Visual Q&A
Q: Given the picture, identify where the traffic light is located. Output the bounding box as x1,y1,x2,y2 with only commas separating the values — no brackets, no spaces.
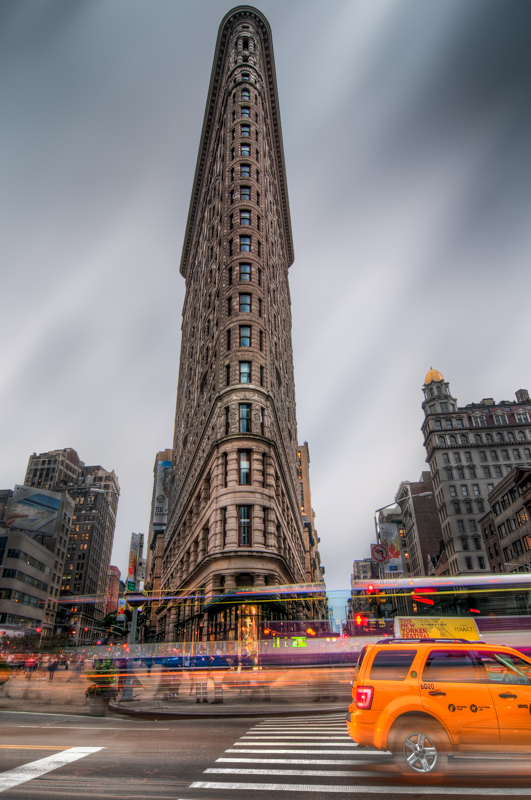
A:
35,627,42,634
306,627,316,636
355,613,368,627
84,627,89,632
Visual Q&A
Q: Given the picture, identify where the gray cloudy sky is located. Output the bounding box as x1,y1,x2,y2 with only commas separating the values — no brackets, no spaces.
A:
2,0,531,619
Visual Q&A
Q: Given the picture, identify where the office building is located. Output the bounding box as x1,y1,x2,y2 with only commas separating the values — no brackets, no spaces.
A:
144,449,172,641
422,369,531,576
159,7,315,646
105,566,121,615
480,467,531,574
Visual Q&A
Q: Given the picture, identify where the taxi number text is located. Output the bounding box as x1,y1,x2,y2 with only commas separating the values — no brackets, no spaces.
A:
421,683,434,690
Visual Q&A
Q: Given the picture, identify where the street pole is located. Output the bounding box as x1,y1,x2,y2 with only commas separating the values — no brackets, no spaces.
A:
122,587,137,702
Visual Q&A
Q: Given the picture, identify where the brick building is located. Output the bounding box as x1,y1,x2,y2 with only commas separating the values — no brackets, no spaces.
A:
421,369,531,576
394,472,443,577
105,566,121,615
159,7,323,647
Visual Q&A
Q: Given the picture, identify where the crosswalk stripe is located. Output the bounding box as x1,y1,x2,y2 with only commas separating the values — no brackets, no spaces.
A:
225,749,389,755
216,757,390,765
189,782,531,795
0,747,103,793
205,767,384,777
235,742,357,747
240,736,352,740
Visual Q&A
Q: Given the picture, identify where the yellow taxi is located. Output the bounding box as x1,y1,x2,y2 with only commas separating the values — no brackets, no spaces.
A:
346,638,531,778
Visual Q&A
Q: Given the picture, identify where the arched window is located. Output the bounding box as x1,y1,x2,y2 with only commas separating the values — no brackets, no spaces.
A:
496,432,504,443
518,431,526,442
507,432,515,442
485,433,493,443
445,468,453,480
460,435,468,445
438,436,446,446
436,386,441,395
449,435,457,445
474,434,482,444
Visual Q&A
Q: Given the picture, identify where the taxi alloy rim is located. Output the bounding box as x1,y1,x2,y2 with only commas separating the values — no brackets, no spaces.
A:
403,732,438,773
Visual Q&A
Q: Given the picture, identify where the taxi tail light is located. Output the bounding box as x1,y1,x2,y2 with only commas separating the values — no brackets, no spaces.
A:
356,686,374,710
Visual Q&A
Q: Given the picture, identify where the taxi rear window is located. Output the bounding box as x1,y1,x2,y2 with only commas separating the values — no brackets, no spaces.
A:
422,650,479,683
369,649,417,681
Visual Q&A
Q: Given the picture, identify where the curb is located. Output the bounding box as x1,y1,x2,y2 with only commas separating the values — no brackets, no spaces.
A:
109,703,346,720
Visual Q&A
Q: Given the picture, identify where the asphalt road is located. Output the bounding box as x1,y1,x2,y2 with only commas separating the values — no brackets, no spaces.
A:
2,710,531,799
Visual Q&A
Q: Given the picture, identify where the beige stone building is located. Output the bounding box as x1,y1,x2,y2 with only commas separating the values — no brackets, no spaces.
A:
158,7,322,646
421,369,531,576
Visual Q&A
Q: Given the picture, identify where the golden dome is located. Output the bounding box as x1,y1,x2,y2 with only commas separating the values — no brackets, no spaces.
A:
425,367,444,385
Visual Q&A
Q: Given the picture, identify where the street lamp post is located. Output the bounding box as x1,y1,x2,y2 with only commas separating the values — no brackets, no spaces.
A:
373,492,433,579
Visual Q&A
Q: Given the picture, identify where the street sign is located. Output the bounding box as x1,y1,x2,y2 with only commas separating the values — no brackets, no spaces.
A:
371,543,389,563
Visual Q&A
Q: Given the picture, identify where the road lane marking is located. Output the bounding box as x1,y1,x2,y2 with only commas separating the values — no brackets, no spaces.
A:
0,745,72,751
225,748,390,755
0,746,103,793
16,726,168,730
216,758,390,765
189,782,531,794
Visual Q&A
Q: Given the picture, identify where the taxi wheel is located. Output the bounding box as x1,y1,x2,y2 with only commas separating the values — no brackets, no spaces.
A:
390,716,449,780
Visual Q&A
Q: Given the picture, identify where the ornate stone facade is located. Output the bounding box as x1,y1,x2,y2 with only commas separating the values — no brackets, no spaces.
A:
159,7,312,643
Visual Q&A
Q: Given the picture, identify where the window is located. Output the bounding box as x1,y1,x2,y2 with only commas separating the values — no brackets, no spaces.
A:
473,416,486,427
494,466,502,477
443,453,450,464
494,414,507,426
445,468,453,480
460,485,468,496
257,240,261,256
240,263,251,281
472,484,480,496
460,435,468,444
230,167,235,181
457,467,464,479
461,537,469,550
259,330,263,351
483,466,491,478
449,436,457,446
239,506,251,545
478,651,531,685
240,235,251,252
239,361,251,383
438,436,446,446
239,451,251,485
228,266,233,286
513,449,521,459
231,147,235,160
465,556,473,570
241,186,251,201
369,650,417,681
226,328,231,350
453,452,461,463
239,403,251,432
241,163,251,177
226,364,231,386
229,238,233,256
240,209,251,226
486,433,493,444
221,507,227,546
453,501,461,514
479,451,487,462
456,418,464,429
457,520,465,532
241,106,250,117
449,485,457,497
240,326,251,347
490,450,499,461
241,88,250,100
476,499,484,512
435,420,442,430
227,296,232,316
507,431,515,442
260,365,264,386
239,294,251,313
468,467,476,478
496,432,504,443
242,73,249,80
241,143,250,156
258,298,262,317
445,419,453,429
241,124,250,137
422,650,478,683
260,406,264,434
225,406,230,435
474,434,482,444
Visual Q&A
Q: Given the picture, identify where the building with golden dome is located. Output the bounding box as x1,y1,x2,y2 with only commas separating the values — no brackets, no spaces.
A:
421,371,531,576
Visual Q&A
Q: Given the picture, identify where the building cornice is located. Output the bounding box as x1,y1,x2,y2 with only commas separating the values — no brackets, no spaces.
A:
179,5,294,278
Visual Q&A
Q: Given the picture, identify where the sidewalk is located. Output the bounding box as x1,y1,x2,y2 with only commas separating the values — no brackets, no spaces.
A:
0,665,351,718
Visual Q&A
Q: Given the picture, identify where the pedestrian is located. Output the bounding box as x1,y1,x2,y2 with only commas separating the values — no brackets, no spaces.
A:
194,649,209,703
47,657,58,681
24,656,37,680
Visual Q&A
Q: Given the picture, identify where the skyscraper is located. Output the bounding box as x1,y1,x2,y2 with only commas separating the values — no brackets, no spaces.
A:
159,7,319,645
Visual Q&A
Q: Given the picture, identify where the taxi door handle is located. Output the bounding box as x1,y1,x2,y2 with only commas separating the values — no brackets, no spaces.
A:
428,690,446,696
498,692,517,699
